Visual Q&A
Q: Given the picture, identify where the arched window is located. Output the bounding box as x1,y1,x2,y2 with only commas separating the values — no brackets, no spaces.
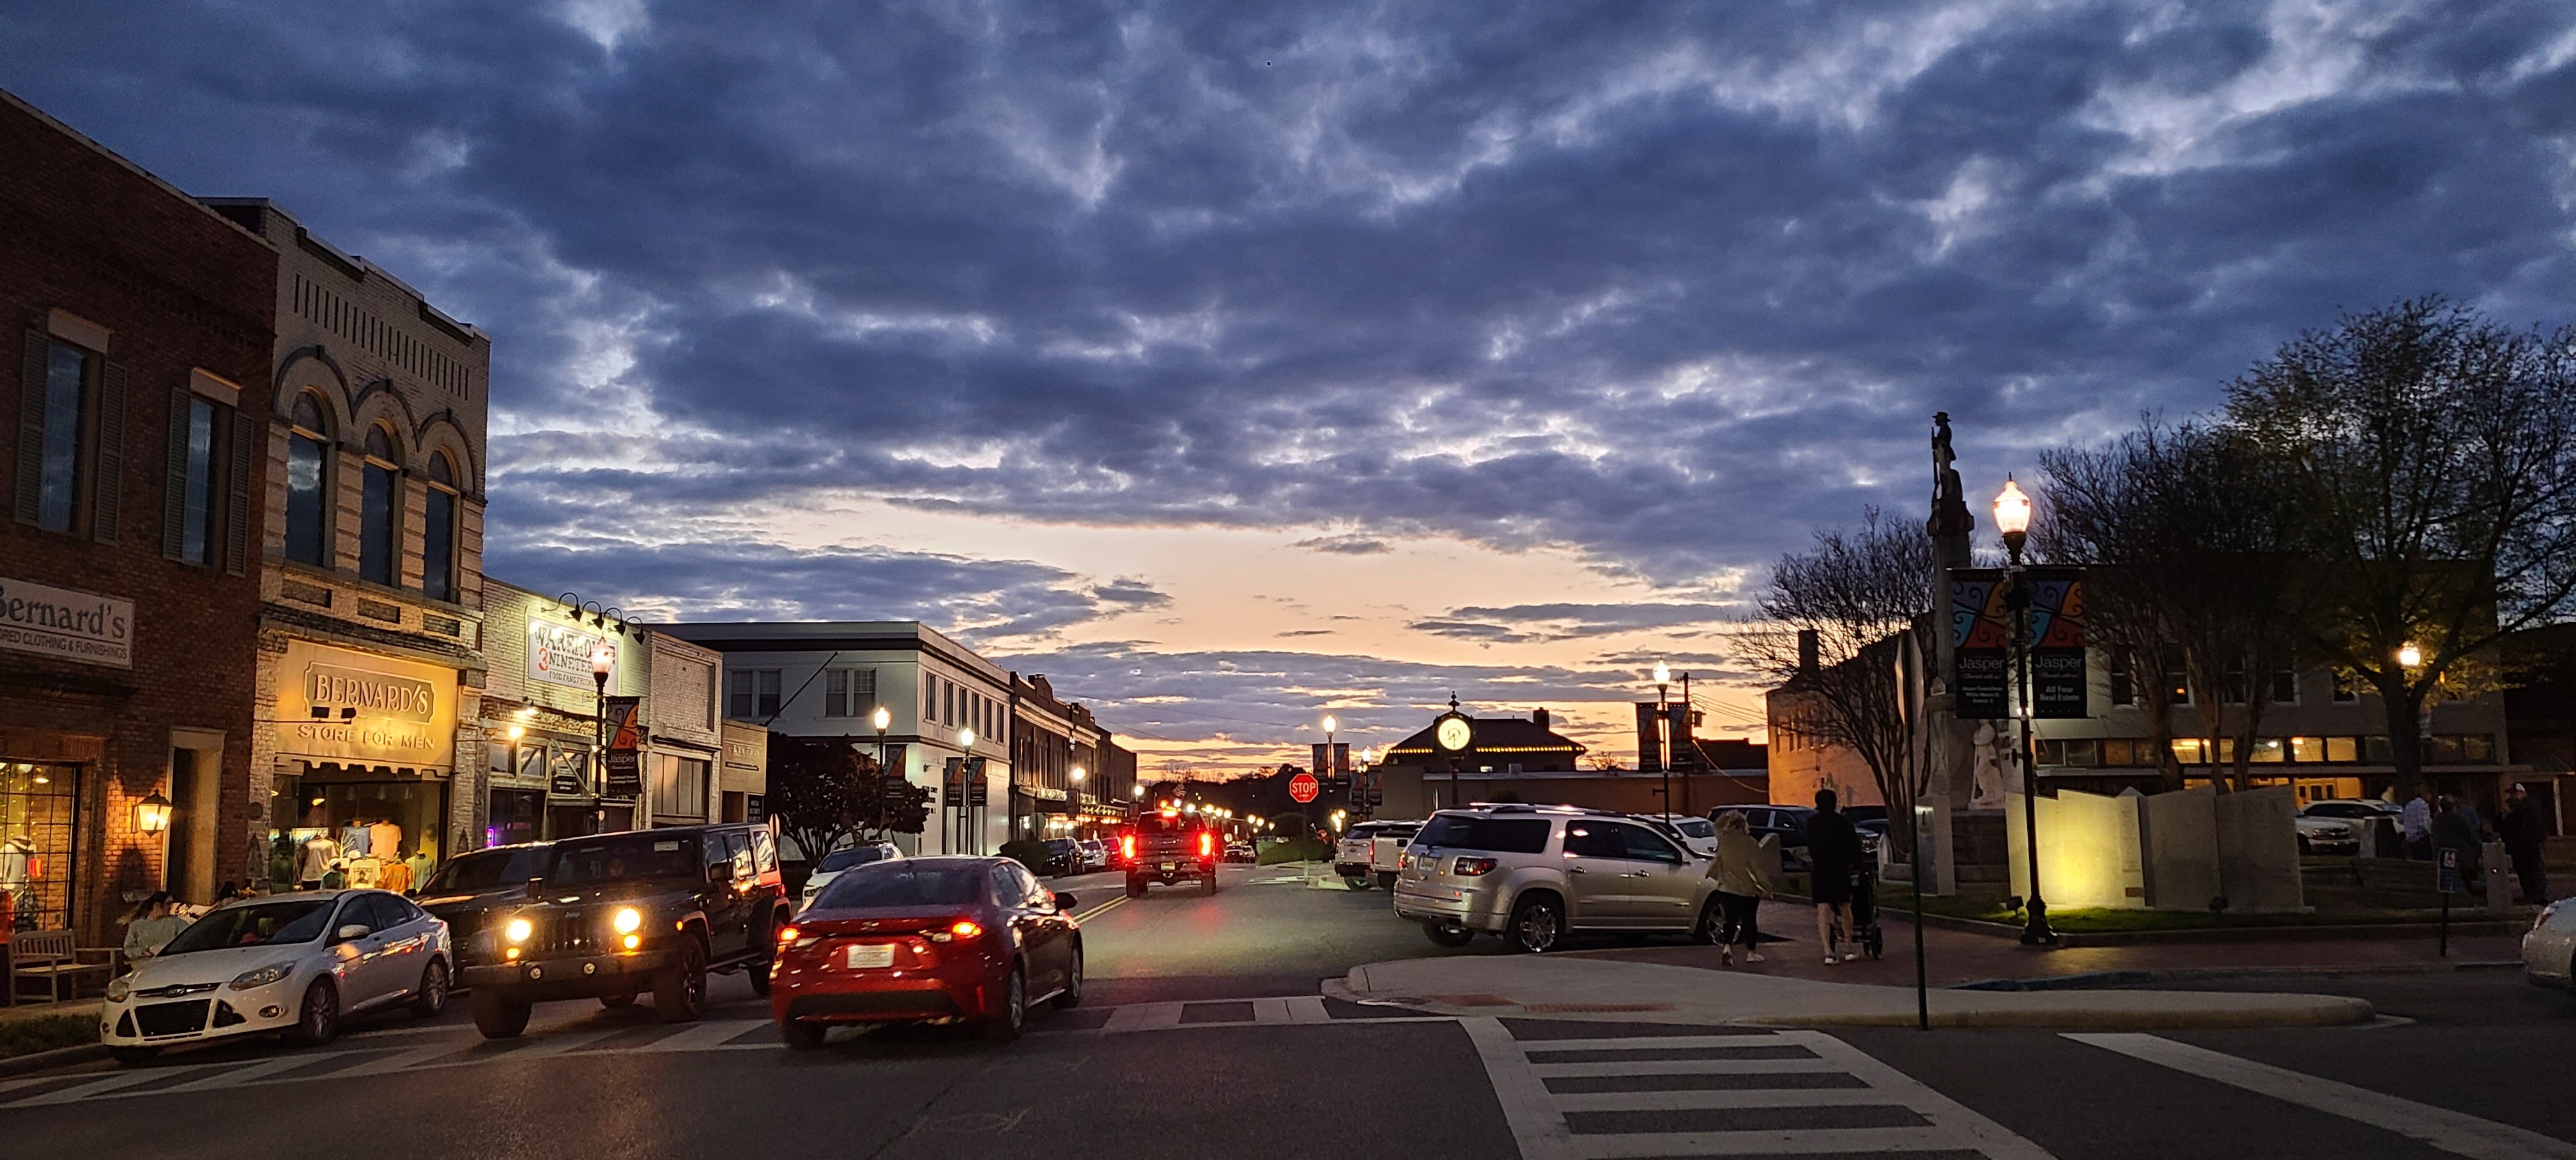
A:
359,424,399,586
422,450,459,602
284,393,332,567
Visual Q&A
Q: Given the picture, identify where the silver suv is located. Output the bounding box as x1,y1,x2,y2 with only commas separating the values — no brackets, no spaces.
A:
1392,804,1719,952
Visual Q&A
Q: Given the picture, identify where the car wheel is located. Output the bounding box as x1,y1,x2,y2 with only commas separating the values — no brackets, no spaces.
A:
599,993,637,1009
284,979,339,1046
1377,871,1398,891
747,913,781,998
2298,836,2313,855
1053,945,1085,1010
1126,876,1146,899
981,964,1026,1043
1203,869,1219,896
408,958,450,1018
655,939,709,1023
1344,875,1370,890
779,1019,827,1051
471,989,533,1039
1424,921,1476,948
1692,899,1724,945
1508,895,1563,954
108,1046,162,1066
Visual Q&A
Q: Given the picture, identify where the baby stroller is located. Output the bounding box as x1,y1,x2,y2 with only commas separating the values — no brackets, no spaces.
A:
1834,862,1885,961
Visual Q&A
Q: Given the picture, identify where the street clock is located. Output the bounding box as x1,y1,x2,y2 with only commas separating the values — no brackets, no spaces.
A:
1434,714,1473,753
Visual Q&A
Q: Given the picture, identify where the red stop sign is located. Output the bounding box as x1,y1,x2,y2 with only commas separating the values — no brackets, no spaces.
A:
1288,772,1320,803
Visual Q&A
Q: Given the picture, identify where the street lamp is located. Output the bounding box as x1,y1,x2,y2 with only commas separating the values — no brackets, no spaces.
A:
872,704,893,838
135,791,172,836
1993,476,2053,945
1652,661,1672,818
590,641,615,834
2397,644,2423,669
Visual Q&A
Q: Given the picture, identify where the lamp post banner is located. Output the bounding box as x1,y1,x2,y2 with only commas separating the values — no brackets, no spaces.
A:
1948,569,2009,719
602,696,644,798
2025,567,2089,719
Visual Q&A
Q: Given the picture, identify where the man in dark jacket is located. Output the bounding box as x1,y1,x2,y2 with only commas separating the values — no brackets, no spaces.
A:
1807,788,1866,965
2499,782,2550,903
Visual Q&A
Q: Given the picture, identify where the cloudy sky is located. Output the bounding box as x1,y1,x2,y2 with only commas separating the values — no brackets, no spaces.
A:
10,1,2574,770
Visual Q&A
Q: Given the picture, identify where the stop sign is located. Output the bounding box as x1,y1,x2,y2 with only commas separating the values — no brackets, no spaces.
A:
1288,772,1320,803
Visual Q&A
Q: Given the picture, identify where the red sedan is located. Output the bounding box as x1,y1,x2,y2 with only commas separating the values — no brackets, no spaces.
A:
770,855,1083,1046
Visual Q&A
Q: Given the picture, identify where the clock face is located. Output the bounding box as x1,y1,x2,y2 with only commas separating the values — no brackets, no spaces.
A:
1435,716,1473,752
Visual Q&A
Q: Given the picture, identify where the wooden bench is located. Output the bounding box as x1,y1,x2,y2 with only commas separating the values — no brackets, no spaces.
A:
6,929,114,1005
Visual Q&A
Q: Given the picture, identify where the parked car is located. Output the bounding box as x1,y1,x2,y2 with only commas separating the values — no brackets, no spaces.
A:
1366,821,1419,889
1335,821,1406,887
100,890,452,1064
2297,800,2399,855
1038,837,1083,877
2526,899,2575,993
466,824,790,1038
801,841,903,910
1636,813,1719,858
1394,804,1720,952
1077,839,1110,872
417,843,554,973
1223,841,1256,863
770,855,1083,1046
1710,805,1814,869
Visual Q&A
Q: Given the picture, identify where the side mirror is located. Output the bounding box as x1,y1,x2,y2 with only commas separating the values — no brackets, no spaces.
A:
1053,892,1078,912
524,877,545,901
335,924,372,942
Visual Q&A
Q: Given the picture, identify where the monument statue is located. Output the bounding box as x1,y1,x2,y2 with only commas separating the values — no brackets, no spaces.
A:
1968,720,2005,809
1928,412,1975,538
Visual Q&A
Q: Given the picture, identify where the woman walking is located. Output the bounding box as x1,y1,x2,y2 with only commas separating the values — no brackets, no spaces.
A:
1706,812,1773,966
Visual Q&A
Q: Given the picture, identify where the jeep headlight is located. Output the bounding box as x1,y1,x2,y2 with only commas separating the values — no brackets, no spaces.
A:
107,977,130,1003
613,907,643,935
505,917,533,943
228,963,293,991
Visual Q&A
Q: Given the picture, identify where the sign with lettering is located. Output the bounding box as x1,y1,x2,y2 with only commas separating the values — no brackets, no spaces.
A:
602,696,644,799
1948,570,2009,719
2026,567,2089,720
274,641,456,768
526,619,617,690
0,576,133,669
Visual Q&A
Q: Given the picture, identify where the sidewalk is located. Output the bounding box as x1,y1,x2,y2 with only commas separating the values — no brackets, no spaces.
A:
1328,954,2374,1030
1574,900,2524,988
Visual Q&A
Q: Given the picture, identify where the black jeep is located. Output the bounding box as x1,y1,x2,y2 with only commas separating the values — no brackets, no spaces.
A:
462,824,790,1038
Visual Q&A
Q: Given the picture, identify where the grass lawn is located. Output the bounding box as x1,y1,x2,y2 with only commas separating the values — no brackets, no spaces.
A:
1878,881,2531,933
1255,838,1333,866
0,1012,96,1060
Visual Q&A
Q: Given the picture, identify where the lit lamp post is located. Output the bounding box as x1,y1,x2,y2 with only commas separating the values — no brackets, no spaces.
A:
958,727,976,854
590,641,615,834
1070,764,1085,838
1993,477,2054,945
136,791,173,887
873,704,893,839
1652,661,1672,816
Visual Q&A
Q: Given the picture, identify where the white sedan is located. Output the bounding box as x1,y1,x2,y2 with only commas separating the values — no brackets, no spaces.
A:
100,890,450,1064
2528,899,2575,993
799,842,903,910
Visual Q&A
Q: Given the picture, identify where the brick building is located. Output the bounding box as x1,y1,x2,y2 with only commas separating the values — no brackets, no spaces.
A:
2,89,279,938
192,198,491,892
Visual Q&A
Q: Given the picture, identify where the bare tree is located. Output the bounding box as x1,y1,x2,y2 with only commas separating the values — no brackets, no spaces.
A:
1740,508,1933,848
2227,298,2576,796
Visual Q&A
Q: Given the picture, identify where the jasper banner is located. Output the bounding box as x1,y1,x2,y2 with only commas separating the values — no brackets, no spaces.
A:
2025,567,2089,719
1948,570,2009,719
602,696,645,798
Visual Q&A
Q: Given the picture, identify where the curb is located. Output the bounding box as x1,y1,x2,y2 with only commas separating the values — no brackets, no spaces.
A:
0,1042,109,1078
1872,905,2531,947
1952,961,2526,991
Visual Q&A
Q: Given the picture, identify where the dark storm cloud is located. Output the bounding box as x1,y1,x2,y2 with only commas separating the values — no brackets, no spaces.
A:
8,1,2574,738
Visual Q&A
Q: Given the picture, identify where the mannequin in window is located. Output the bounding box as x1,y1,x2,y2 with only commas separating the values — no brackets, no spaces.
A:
298,833,341,890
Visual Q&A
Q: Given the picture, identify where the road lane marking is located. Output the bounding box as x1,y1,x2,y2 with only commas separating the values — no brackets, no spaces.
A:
1464,1016,1582,1160
634,1019,770,1052
1528,1057,1847,1079
158,1054,336,1091
1071,895,1128,924
2067,1032,2576,1160
4,1065,214,1106
328,1042,467,1078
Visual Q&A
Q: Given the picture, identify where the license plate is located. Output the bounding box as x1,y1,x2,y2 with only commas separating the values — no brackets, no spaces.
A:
845,943,894,969
1160,862,1175,871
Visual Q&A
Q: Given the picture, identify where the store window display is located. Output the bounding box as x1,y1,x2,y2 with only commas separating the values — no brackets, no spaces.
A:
1,762,79,932
264,768,447,893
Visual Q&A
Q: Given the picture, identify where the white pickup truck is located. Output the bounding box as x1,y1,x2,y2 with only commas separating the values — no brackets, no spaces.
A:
1335,820,1420,890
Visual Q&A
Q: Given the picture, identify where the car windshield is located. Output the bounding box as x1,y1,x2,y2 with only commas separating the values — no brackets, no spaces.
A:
1414,814,1552,855
425,848,551,893
160,900,335,954
548,834,700,884
1671,818,1716,839
813,864,990,909
815,846,892,873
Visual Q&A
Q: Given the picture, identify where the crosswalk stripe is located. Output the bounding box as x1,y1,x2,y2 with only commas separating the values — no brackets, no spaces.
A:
1511,1033,1788,1053
329,1042,469,1078
634,1020,768,1052
158,1054,335,1092
1570,1125,1966,1157
2067,1032,2576,1160
1552,1087,1905,1113
1530,1057,1847,1078
1774,1031,2058,1160
5,1065,212,1107
1280,995,1331,1024
502,1028,625,1058
1101,1001,1185,1032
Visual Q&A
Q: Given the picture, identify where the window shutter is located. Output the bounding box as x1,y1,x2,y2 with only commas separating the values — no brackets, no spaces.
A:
225,409,256,575
162,387,192,560
90,360,126,544
15,330,47,526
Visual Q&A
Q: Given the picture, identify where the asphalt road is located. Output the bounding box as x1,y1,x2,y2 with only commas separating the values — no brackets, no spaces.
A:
7,861,2575,1160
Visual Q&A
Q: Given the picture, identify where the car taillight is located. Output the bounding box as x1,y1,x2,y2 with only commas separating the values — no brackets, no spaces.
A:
1199,832,1215,858
926,919,985,943
1453,857,1497,877
777,925,799,945
1121,835,1136,860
